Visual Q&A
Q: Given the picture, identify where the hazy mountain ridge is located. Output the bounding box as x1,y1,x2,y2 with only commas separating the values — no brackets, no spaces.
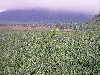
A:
0,9,93,22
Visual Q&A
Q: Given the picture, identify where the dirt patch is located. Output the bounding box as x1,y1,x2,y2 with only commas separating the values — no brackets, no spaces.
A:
0,26,76,31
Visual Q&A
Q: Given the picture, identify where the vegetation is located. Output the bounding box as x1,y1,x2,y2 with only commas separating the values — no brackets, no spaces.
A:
88,12,100,26
0,28,100,75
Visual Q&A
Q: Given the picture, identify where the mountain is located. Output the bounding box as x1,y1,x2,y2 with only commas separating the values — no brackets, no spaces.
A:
88,13,100,25
0,9,94,22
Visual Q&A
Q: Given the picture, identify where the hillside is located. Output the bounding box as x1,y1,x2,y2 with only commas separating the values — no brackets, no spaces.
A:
88,13,100,25
0,9,93,22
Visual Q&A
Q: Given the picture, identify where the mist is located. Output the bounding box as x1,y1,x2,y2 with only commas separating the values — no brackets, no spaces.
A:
0,0,100,14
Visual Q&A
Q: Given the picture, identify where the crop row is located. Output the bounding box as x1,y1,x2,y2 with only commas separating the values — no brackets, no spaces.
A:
0,29,100,75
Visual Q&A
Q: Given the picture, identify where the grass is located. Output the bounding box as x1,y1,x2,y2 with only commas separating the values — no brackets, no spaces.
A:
0,29,100,75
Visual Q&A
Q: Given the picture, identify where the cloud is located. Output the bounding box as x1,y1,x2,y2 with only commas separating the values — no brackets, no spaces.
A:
0,0,100,14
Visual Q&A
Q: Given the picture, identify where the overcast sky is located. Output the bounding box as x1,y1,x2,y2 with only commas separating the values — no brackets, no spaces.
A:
0,0,100,14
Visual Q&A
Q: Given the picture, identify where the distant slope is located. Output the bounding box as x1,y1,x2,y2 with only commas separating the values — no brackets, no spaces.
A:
0,9,93,22
88,13,100,25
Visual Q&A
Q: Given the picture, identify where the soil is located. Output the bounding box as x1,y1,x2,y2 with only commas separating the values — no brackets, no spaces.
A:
0,26,76,31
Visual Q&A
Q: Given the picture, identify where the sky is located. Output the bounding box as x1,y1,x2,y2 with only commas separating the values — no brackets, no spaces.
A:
0,0,100,14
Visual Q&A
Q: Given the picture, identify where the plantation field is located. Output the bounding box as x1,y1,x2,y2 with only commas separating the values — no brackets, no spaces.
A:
0,29,100,75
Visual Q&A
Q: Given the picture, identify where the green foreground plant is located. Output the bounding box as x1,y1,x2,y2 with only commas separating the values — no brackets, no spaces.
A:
0,29,100,75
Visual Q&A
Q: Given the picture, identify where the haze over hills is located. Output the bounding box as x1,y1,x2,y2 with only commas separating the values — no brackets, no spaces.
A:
0,9,94,22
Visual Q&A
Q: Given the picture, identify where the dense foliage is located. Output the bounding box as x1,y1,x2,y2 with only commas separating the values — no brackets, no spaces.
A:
0,29,100,75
